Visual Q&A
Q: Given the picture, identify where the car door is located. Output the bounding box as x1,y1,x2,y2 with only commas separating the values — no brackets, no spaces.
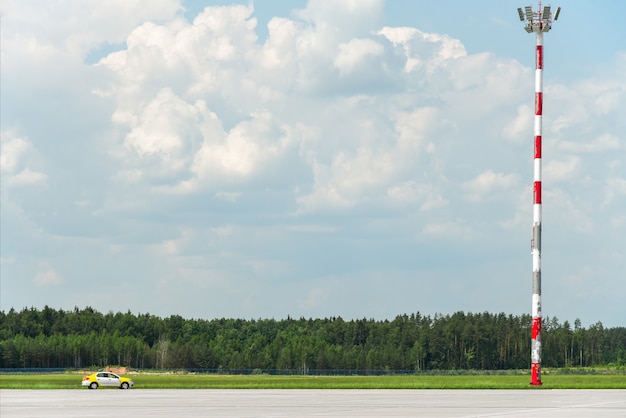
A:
98,372,118,386
96,372,111,386
109,373,121,387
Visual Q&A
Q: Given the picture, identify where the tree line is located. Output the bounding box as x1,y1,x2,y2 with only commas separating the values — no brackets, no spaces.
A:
0,306,624,371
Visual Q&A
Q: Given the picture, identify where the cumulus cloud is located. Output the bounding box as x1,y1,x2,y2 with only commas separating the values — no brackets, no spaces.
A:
334,38,384,76
98,1,487,208
378,26,466,73
2,0,181,56
0,134,30,173
0,132,47,188
91,0,620,227
124,89,207,159
191,111,292,183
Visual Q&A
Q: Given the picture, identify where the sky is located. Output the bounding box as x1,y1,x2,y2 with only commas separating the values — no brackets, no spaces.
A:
1,0,625,327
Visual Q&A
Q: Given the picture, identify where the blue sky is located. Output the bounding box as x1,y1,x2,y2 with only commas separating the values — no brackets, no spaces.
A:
1,0,625,327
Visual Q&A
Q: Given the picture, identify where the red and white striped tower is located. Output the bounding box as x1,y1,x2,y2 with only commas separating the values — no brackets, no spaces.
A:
517,3,560,386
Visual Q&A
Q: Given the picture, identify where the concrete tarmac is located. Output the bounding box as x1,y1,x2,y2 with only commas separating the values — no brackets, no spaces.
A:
2,389,625,417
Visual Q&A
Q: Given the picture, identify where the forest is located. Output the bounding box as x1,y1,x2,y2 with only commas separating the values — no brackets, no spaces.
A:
0,306,624,372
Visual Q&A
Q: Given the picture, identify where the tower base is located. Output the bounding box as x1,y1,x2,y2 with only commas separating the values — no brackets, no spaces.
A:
530,362,542,386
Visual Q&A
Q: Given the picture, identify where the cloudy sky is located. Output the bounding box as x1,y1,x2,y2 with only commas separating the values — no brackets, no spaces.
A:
1,0,625,327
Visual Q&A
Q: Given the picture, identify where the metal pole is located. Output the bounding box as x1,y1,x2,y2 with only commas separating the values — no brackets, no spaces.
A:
517,3,560,386
531,27,543,387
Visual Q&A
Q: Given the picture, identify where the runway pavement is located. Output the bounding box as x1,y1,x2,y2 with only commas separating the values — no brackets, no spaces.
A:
2,389,625,417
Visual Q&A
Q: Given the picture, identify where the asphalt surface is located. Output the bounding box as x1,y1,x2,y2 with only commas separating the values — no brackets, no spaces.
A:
2,389,625,417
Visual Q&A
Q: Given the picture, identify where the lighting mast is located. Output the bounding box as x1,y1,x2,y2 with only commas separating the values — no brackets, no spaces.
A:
517,3,561,387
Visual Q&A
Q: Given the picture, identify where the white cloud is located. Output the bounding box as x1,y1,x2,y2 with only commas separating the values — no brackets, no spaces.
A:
35,268,63,286
462,170,519,202
124,89,206,158
544,157,581,183
6,168,48,187
502,104,532,143
334,38,384,76
378,26,466,73
0,132,47,187
98,4,258,98
161,240,179,255
1,134,31,173
3,0,181,57
393,106,441,151
192,111,292,183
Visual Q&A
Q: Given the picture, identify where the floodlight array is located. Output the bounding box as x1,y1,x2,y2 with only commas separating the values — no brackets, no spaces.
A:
520,4,556,34
525,6,533,19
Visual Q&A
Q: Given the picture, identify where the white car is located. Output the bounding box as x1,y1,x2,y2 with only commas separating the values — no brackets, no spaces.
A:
82,372,134,389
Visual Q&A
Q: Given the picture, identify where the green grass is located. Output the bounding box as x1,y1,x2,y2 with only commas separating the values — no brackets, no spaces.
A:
1,372,625,389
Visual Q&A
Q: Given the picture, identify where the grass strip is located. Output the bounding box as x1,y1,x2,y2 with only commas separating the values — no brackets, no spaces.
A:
1,373,625,389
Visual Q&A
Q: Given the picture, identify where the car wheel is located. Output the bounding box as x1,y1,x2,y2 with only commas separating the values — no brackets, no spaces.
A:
121,382,129,389
89,382,98,389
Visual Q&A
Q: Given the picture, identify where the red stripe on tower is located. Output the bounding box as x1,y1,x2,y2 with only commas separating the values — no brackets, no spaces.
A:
536,45,543,69
535,92,543,115
534,181,542,204
534,136,542,158
531,317,542,339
